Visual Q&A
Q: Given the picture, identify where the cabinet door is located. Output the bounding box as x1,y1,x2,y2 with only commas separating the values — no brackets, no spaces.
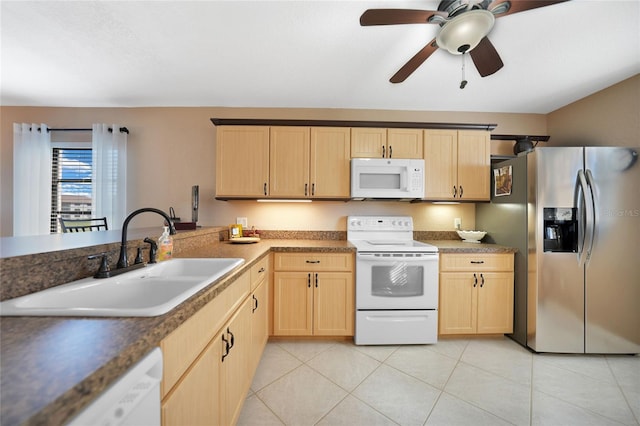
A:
439,273,477,335
457,130,490,200
216,126,270,197
387,128,423,159
273,272,313,335
424,129,458,200
250,279,269,373
162,335,220,426
310,127,351,198
351,128,386,158
220,297,252,426
270,126,311,197
313,272,354,336
476,272,514,334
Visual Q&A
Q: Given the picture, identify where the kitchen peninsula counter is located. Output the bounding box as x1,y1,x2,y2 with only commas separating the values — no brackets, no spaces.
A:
0,238,354,426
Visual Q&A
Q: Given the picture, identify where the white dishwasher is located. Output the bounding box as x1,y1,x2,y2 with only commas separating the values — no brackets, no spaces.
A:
67,348,162,426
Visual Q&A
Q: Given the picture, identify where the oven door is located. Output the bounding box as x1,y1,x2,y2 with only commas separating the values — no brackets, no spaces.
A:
356,252,438,309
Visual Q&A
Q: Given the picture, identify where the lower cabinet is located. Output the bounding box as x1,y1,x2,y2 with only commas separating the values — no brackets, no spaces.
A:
439,253,514,335
160,254,270,426
273,253,354,336
219,297,252,426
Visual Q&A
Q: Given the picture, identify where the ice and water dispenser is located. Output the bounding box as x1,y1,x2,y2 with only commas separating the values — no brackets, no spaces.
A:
543,208,578,252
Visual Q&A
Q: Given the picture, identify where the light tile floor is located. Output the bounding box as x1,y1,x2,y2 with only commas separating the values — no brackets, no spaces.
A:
238,337,640,426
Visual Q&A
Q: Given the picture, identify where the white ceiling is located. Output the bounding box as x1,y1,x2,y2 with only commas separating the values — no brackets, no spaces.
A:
1,0,639,113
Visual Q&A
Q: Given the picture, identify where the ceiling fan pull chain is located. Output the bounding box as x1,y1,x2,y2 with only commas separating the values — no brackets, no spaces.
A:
460,53,468,89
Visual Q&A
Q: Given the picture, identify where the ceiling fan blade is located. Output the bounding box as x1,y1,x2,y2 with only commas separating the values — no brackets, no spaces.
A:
390,39,439,83
488,0,569,17
360,9,447,26
469,37,504,77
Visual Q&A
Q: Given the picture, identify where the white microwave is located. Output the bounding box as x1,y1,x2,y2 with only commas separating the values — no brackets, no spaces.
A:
351,158,425,199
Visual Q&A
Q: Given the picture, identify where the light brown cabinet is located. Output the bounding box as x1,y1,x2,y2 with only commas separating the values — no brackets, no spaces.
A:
249,256,269,374
270,126,351,198
219,297,252,426
216,126,270,198
423,130,491,201
351,127,423,159
161,255,270,426
273,253,354,336
439,253,514,335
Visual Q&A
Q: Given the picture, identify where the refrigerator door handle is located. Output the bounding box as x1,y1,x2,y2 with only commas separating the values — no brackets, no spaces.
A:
584,169,597,262
576,170,595,267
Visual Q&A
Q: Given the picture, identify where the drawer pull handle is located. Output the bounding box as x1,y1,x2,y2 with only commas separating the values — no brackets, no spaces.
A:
480,273,485,288
308,273,311,288
473,273,478,287
258,267,265,273
470,260,485,264
306,260,321,264
315,273,318,288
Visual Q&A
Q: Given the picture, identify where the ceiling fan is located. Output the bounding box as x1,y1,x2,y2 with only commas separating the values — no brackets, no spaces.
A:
360,0,569,83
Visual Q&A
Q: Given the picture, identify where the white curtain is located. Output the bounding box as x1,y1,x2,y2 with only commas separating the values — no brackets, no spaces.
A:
13,123,52,236
92,124,127,230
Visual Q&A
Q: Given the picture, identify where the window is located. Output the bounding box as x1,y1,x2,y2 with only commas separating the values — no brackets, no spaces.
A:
50,147,93,233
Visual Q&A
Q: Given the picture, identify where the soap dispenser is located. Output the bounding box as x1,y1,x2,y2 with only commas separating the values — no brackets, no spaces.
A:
157,226,173,261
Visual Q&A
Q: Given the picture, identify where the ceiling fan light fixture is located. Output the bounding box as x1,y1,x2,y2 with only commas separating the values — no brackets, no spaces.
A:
436,9,495,55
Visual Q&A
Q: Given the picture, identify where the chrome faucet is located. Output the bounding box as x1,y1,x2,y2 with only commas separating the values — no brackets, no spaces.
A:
117,208,176,269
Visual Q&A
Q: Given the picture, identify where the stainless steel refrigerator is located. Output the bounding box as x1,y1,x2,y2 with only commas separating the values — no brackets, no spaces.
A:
477,147,640,354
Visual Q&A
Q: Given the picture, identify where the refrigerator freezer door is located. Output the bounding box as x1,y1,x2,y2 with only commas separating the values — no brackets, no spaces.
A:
528,147,585,353
584,147,640,354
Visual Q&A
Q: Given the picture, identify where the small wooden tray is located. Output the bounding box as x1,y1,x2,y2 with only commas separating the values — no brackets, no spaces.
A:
229,237,260,244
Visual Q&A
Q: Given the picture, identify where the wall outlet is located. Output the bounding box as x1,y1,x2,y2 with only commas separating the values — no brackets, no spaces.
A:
454,218,462,230
236,217,248,228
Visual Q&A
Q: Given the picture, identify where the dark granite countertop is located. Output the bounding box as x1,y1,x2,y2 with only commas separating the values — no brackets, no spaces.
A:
0,237,513,425
0,239,354,426
426,240,518,253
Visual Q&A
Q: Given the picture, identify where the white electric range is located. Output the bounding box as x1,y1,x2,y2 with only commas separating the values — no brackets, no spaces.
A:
347,216,439,345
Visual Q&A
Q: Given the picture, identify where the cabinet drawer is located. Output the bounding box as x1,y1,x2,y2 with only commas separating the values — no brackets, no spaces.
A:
274,252,353,272
161,271,250,397
250,254,269,291
439,253,513,272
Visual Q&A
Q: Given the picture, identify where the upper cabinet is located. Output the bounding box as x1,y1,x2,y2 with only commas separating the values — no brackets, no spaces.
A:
269,127,311,198
215,122,492,201
217,125,351,200
423,129,490,201
351,128,423,159
216,126,270,198
310,127,352,198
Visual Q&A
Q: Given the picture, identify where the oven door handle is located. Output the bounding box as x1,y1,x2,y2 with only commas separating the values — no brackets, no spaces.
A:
356,253,438,261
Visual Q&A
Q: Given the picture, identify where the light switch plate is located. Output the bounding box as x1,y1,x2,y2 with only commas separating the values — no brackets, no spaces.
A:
236,217,248,228
454,218,461,229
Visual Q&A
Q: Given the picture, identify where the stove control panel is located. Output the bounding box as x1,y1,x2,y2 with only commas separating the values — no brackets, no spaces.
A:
348,216,414,232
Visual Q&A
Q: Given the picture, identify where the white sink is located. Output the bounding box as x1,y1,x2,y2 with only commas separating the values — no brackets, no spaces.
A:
0,258,244,317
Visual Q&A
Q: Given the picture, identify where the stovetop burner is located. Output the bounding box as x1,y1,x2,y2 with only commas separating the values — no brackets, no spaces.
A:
347,215,438,253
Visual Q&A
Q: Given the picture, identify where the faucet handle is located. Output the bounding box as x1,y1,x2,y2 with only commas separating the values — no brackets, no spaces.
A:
88,253,111,278
144,237,158,264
